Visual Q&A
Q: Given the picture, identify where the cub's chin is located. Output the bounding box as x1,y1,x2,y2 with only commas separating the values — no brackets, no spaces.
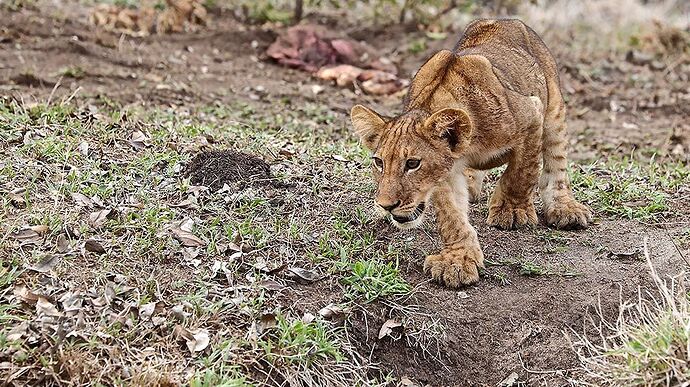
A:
391,213,425,230
389,202,427,230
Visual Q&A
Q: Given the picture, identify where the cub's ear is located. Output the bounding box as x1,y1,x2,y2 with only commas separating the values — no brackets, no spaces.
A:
350,105,385,150
424,108,473,157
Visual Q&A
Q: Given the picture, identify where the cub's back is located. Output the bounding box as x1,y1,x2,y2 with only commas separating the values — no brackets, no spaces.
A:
455,19,561,107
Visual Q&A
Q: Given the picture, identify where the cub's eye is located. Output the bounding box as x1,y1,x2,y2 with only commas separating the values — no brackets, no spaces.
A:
372,157,384,170
405,159,421,170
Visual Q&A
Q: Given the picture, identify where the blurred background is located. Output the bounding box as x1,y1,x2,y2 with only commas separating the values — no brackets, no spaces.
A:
2,0,688,161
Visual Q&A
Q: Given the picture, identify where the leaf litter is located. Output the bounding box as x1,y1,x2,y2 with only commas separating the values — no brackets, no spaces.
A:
90,0,207,36
25,255,60,273
267,24,408,95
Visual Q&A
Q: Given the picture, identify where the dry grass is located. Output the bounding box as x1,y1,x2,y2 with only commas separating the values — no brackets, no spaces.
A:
519,0,689,55
572,242,690,386
0,97,386,386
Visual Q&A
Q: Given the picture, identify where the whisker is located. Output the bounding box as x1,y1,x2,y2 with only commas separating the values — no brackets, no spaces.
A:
397,204,416,212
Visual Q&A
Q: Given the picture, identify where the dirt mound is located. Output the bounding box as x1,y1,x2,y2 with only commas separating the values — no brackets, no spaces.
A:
186,150,272,190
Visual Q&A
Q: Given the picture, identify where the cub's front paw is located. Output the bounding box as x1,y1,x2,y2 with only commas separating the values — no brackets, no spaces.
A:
423,244,484,288
487,199,538,230
545,198,592,230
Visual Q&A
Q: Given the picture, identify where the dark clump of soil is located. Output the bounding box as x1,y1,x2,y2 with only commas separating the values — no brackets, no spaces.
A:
186,150,272,190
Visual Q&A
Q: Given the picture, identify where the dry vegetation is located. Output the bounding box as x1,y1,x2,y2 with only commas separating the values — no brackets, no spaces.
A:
574,244,690,386
1,0,689,386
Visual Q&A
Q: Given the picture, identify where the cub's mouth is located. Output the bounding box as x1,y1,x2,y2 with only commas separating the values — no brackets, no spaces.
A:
390,202,426,229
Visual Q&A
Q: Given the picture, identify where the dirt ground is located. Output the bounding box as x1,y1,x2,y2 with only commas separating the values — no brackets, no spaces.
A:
1,1,689,386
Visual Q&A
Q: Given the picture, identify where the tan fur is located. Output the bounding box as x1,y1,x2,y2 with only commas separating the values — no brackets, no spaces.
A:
350,19,592,287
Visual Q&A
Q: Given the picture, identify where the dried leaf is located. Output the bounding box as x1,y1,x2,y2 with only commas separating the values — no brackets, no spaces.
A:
257,280,286,291
11,226,48,244
246,322,259,347
89,209,112,228
258,313,277,334
189,329,210,353
151,316,167,326
85,239,106,254
56,234,70,253
173,324,194,341
378,318,402,339
37,296,62,317
139,302,157,320
72,192,93,207
216,242,242,256
78,141,90,156
209,260,234,279
318,303,345,321
26,255,59,273
13,284,39,304
499,372,520,387
607,248,641,260
174,325,210,353
301,312,315,324
253,258,285,274
6,322,29,341
288,267,321,283
130,130,151,150
171,304,191,321
11,228,41,243
91,195,105,208
60,292,83,314
179,218,195,232
92,282,116,307
170,199,195,209
31,225,50,234
170,227,206,247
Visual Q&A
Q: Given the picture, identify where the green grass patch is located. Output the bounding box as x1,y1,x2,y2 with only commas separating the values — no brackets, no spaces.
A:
342,258,411,303
190,362,252,387
261,315,343,365
485,257,580,278
0,258,23,289
571,158,689,221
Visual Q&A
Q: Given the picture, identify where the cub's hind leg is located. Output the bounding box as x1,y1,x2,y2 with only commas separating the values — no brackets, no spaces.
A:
539,100,592,229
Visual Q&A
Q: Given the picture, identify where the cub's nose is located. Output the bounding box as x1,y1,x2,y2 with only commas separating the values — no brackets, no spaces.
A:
378,200,401,212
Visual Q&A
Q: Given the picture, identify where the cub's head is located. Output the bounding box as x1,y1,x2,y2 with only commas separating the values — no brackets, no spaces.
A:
350,105,473,229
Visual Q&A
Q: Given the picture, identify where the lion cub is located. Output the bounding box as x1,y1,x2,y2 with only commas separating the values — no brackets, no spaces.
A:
350,19,592,287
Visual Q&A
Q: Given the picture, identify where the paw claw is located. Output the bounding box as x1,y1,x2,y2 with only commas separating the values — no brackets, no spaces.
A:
423,245,484,288
487,199,538,230
545,199,592,230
